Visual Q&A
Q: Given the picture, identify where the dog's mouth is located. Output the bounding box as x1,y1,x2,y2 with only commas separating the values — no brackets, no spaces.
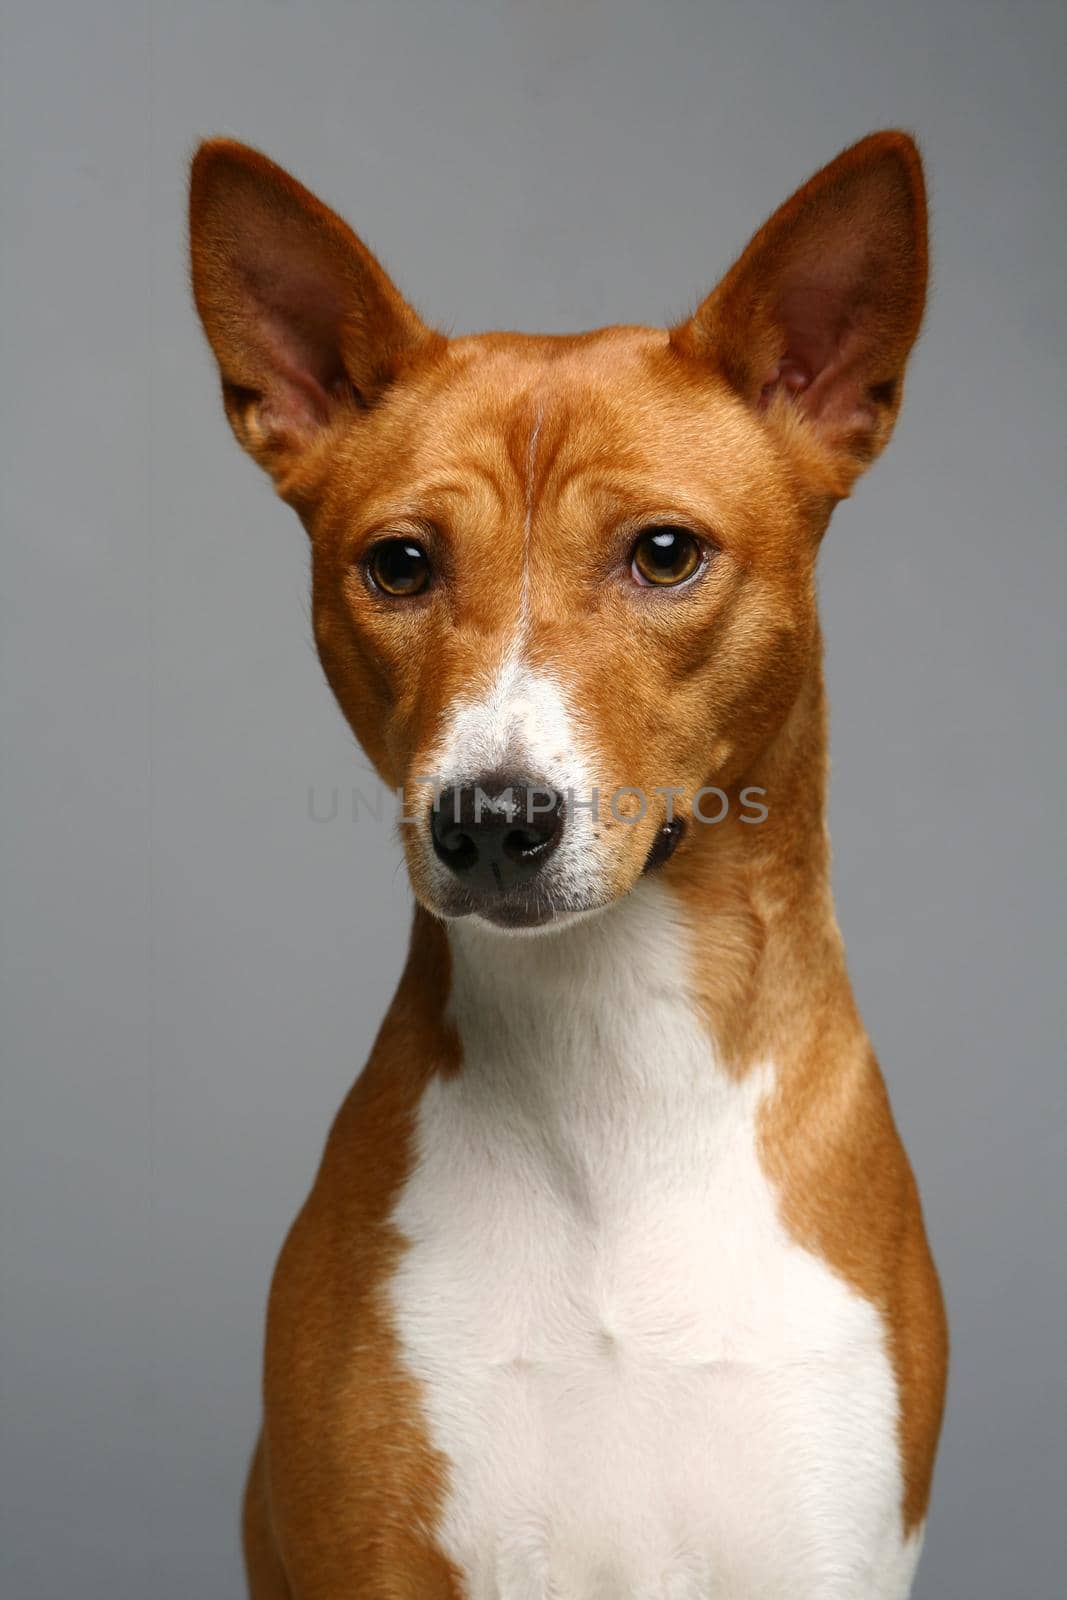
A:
426,879,608,934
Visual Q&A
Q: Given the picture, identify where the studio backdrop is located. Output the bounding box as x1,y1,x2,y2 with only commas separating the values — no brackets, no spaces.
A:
2,2,1064,1597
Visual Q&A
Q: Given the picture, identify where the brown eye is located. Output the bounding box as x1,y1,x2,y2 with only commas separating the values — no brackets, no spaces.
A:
631,526,703,587
367,538,431,597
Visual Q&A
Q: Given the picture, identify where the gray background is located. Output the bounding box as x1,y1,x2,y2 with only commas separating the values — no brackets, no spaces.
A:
2,1,1064,1595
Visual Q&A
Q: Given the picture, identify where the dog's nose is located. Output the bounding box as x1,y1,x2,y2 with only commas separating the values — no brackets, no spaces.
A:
431,777,564,893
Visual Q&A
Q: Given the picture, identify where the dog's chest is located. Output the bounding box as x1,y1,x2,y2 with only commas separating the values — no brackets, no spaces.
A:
387,896,916,1598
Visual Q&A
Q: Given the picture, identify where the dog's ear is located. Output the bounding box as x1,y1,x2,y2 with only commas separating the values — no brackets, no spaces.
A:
189,140,442,494
671,132,928,497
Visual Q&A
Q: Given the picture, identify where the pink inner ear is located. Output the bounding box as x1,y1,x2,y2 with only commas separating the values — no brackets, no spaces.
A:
758,357,811,408
252,351,332,440
756,274,877,432
259,306,346,432
242,250,350,434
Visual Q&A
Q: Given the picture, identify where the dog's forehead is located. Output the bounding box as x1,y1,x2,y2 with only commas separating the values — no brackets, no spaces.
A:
370,326,767,518
429,326,671,457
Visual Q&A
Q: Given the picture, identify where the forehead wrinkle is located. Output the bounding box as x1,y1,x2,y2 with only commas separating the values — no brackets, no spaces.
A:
512,411,594,555
427,459,511,514
351,461,508,535
418,393,546,643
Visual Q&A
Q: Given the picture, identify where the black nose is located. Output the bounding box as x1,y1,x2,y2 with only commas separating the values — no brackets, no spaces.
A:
431,776,565,893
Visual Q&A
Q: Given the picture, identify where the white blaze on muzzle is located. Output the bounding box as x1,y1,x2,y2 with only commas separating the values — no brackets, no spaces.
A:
416,648,609,918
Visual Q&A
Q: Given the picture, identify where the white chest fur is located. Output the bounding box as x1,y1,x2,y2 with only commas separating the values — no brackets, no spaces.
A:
388,886,920,1599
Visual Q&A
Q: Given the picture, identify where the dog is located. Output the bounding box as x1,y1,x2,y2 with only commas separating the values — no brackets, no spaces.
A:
190,129,947,1599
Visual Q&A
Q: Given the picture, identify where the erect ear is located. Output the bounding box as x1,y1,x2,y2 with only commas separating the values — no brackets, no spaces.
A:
671,131,928,498
189,139,442,493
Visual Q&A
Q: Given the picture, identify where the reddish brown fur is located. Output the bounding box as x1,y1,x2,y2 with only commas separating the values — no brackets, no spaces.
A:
248,917,462,1597
190,131,947,1596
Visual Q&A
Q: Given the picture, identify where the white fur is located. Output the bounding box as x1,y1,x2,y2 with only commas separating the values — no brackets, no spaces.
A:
388,883,922,1597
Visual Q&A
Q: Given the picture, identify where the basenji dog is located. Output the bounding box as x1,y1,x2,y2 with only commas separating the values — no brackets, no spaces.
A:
190,130,947,1599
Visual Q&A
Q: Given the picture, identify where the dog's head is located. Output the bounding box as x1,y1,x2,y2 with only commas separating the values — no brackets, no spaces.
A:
190,133,926,931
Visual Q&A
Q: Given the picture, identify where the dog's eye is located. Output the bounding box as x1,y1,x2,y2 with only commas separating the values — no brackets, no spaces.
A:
367,539,431,598
630,527,703,587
